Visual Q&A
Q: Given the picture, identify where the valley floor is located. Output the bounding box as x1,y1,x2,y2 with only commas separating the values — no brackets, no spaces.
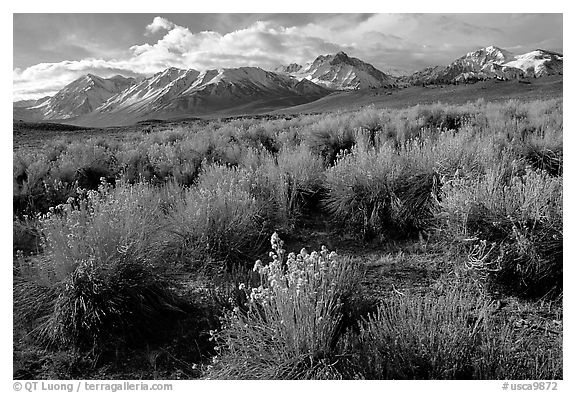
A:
273,75,563,116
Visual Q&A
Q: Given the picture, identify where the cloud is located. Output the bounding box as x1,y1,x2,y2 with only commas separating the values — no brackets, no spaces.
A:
146,16,175,35
13,60,143,101
130,20,345,69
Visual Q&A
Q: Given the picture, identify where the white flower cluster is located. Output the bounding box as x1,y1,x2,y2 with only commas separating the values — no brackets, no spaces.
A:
246,232,339,302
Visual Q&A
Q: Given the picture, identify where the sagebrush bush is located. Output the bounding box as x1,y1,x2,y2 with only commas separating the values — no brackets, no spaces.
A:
241,124,280,154
13,216,41,257
13,152,58,215
324,139,441,240
37,181,167,282
440,165,562,297
516,131,563,176
31,256,182,349
15,180,182,349
357,282,491,379
356,281,562,379
51,142,118,189
207,233,364,379
14,98,562,220
305,115,357,165
170,164,267,264
262,145,325,227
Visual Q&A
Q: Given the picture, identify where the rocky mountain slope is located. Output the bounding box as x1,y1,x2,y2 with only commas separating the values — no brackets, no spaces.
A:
274,63,303,74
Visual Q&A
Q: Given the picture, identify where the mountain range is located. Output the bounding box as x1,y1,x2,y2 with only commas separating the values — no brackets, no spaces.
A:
14,46,563,126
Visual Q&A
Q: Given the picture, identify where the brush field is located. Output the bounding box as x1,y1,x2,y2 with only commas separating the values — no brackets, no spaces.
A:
13,93,563,380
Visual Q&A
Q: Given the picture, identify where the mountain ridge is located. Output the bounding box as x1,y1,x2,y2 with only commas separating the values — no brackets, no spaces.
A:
55,66,331,126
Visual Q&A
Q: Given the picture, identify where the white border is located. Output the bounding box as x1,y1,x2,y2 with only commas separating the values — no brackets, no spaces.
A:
3,3,572,392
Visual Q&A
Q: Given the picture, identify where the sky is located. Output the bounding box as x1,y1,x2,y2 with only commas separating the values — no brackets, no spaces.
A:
13,13,563,101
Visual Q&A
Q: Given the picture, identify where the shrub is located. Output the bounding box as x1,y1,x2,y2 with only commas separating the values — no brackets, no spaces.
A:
356,283,491,379
37,181,167,279
516,132,562,177
261,145,325,228
117,146,157,184
324,140,441,240
13,153,56,215
13,216,41,257
51,142,118,189
15,181,182,349
356,281,562,379
207,233,364,379
241,124,280,154
403,127,503,180
170,164,267,265
440,166,562,297
305,117,356,165
33,256,182,349
416,104,472,132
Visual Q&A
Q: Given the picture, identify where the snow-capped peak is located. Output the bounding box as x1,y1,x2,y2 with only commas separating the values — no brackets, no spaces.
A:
289,51,396,90
462,45,516,67
30,73,135,119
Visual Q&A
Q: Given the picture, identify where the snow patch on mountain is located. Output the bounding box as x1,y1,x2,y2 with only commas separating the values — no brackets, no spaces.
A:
503,50,563,77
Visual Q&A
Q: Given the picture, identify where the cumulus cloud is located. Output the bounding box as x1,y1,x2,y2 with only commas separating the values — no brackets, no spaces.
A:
145,16,175,35
129,20,345,70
